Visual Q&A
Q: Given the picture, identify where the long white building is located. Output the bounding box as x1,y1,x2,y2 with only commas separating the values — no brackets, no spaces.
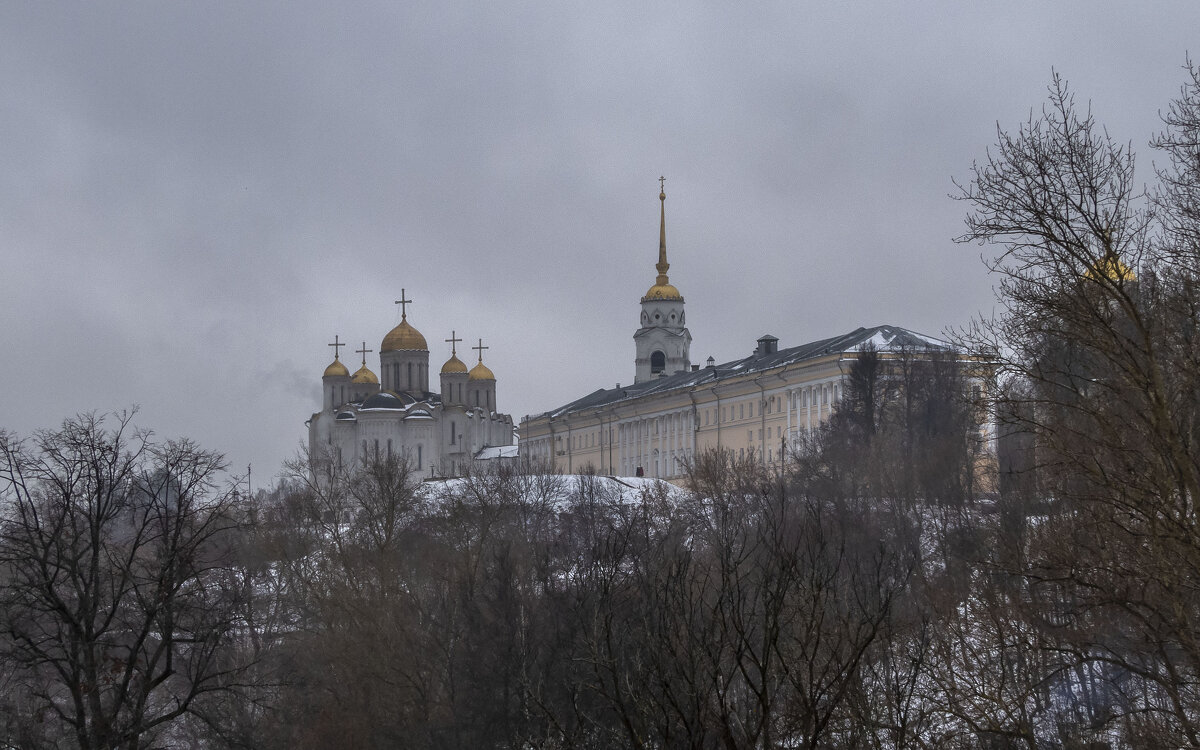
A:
520,187,988,480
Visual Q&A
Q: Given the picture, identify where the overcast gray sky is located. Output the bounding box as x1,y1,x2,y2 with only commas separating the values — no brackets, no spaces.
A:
2,2,1196,484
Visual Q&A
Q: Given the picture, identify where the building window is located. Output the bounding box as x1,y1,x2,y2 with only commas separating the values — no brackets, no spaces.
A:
650,350,666,373
417,444,423,470
451,421,456,444
387,438,392,457
407,362,413,388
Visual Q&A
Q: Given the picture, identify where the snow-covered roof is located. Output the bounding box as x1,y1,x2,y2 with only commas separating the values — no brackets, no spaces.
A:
528,325,952,421
474,445,519,460
426,474,686,511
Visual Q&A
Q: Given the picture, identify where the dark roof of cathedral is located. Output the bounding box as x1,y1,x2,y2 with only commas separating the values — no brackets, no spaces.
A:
529,325,951,421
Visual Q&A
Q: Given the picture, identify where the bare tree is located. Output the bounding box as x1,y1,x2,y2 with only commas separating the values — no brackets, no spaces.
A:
956,65,1200,746
0,412,252,750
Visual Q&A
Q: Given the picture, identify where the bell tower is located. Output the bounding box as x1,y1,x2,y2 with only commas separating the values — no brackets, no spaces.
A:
634,179,691,383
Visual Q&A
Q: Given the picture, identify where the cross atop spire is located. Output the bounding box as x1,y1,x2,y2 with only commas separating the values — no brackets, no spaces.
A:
473,338,489,363
445,330,462,356
394,288,412,319
356,341,373,366
328,334,344,360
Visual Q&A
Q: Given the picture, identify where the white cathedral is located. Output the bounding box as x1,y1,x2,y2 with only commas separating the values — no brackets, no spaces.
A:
308,294,515,478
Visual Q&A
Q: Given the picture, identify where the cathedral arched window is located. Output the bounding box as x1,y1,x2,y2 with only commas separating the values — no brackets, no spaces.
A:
650,350,666,373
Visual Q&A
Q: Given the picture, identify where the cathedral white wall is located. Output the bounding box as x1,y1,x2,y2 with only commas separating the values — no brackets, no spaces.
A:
322,375,351,410
380,350,430,393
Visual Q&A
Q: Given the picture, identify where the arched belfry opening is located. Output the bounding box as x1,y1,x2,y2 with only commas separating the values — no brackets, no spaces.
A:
634,179,691,383
650,350,666,374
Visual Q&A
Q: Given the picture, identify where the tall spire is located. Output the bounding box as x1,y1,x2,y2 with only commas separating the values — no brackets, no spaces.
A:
656,177,669,285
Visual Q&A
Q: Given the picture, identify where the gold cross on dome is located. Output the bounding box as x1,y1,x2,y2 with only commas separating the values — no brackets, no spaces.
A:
327,334,344,359
445,330,462,356
356,341,372,366
472,338,489,362
659,175,665,192
394,289,412,319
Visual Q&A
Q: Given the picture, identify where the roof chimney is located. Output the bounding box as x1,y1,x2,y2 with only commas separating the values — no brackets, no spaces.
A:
756,335,779,357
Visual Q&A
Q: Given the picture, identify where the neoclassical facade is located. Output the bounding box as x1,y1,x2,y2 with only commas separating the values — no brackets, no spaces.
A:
308,295,514,478
520,188,990,480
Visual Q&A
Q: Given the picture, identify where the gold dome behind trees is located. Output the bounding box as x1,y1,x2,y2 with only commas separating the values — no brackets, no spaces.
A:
1084,251,1137,283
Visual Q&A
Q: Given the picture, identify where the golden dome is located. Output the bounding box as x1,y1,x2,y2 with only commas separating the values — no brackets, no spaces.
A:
351,364,378,384
1084,253,1136,283
469,360,496,381
323,358,349,378
643,283,684,302
441,354,468,374
381,317,428,352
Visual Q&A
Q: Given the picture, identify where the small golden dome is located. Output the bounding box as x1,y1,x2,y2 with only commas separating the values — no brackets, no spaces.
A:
1084,253,1136,283
643,283,684,302
323,358,350,378
441,354,468,374
351,364,378,384
469,360,495,381
381,317,428,352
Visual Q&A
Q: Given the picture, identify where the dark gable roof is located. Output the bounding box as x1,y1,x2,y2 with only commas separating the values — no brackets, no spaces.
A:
531,325,950,421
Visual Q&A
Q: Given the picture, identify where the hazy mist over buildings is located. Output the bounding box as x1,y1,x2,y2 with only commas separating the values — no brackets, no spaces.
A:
2,2,1197,481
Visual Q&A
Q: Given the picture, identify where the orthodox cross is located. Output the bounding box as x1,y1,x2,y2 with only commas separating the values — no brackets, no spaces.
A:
659,175,665,192
394,289,412,319
328,334,344,360
356,341,373,366
445,330,462,356
473,338,489,362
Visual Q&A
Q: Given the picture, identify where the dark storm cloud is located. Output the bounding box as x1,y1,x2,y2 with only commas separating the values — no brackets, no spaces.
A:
2,1,1197,481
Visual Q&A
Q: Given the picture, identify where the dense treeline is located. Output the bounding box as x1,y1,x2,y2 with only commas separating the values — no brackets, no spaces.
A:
4,65,1200,748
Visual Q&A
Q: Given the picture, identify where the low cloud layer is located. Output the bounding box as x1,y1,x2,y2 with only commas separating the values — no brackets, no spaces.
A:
2,1,1196,481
